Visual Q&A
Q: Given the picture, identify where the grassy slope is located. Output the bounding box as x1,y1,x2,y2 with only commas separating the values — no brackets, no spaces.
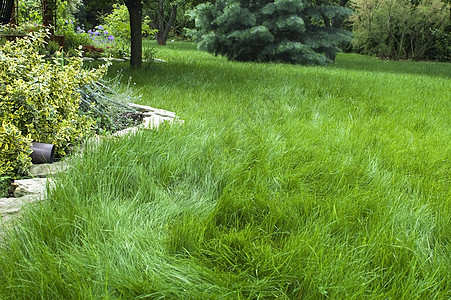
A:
0,42,450,299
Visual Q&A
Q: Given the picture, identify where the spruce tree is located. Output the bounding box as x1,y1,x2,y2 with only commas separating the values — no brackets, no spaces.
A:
188,0,352,64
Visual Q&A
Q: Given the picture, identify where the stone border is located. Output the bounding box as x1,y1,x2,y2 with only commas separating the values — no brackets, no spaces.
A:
82,57,167,63
0,104,182,230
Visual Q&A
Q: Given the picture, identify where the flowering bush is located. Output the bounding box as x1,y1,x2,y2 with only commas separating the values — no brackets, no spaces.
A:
99,4,156,57
73,24,125,58
78,25,117,53
58,20,112,57
58,19,93,54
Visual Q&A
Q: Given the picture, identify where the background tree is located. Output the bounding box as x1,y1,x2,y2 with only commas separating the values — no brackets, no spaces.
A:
309,0,353,60
350,0,450,61
76,0,116,27
188,0,352,64
445,0,451,17
150,0,177,45
144,0,207,45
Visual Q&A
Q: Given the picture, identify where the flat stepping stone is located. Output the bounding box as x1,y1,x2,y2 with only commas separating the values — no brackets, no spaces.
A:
29,160,69,177
127,103,176,118
12,178,54,198
0,194,44,225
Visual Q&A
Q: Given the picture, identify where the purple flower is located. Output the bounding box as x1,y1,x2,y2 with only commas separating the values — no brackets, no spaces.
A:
94,31,99,36
107,35,114,41
103,30,108,35
97,25,104,30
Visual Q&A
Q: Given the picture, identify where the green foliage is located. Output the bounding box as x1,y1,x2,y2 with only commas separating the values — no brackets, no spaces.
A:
144,0,202,38
0,122,32,178
74,0,117,28
0,23,45,35
101,4,131,42
46,40,60,55
0,175,12,198
0,31,108,177
100,4,156,56
17,0,42,25
63,28,93,53
58,0,83,16
99,4,131,56
57,19,93,53
188,0,352,64
141,44,157,68
428,24,451,61
351,0,450,61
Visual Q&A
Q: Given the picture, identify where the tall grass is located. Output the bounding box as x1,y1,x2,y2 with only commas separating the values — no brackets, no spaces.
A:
0,42,450,298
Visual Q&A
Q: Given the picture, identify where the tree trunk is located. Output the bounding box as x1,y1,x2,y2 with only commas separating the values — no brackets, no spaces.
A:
10,0,17,24
156,0,177,46
125,0,143,68
157,0,165,45
161,5,177,45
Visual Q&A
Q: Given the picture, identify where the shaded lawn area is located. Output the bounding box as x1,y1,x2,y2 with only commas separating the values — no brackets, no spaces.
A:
1,42,450,299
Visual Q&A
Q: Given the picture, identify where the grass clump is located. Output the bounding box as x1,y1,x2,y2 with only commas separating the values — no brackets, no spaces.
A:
0,42,450,298
78,75,143,134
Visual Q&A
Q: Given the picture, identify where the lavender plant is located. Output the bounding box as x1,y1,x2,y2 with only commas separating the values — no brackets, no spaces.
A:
77,75,143,133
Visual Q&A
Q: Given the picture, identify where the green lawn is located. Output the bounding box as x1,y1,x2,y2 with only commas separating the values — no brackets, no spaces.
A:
1,42,450,299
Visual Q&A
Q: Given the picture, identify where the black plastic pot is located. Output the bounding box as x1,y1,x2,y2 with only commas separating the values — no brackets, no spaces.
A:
30,142,55,164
